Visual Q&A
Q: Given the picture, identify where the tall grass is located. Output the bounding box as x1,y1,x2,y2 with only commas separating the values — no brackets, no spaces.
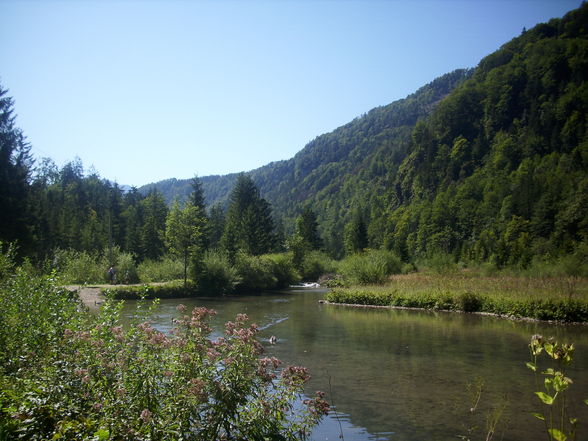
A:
326,272,588,322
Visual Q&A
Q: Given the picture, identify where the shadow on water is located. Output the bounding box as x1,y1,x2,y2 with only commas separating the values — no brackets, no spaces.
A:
120,289,588,441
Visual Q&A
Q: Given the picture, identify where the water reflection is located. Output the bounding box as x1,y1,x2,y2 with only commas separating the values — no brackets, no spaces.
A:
120,289,588,441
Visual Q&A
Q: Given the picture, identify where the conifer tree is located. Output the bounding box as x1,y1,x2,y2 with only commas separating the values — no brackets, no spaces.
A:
0,85,33,250
221,174,275,257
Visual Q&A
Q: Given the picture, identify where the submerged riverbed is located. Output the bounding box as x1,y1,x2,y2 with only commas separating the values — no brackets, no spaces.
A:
121,288,588,441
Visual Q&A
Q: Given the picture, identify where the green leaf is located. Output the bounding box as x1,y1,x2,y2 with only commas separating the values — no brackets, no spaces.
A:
532,412,545,421
526,362,537,371
547,428,567,441
93,429,110,441
584,399,588,406
535,391,554,405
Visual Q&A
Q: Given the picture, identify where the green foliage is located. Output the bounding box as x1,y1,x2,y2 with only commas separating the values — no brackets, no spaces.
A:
339,249,402,285
52,246,139,285
234,252,278,292
199,250,241,295
295,207,322,251
300,250,336,282
343,209,369,256
165,200,206,286
103,281,198,299
326,284,588,322
137,256,185,283
0,250,83,373
0,84,33,253
221,174,275,257
52,248,105,284
0,253,328,440
417,252,458,275
264,253,301,288
527,335,586,441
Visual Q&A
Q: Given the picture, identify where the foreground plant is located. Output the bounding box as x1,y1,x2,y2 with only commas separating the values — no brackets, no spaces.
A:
527,335,588,441
0,253,328,440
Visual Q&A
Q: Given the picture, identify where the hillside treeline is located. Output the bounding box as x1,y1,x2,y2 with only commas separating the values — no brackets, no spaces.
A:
2,4,587,275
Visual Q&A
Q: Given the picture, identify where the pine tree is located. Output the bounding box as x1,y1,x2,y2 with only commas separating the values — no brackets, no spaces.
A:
221,174,275,257
0,85,33,250
295,207,322,250
140,190,168,260
344,209,368,255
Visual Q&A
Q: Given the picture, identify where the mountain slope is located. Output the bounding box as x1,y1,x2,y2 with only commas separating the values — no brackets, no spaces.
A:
381,4,588,265
142,3,588,264
140,69,471,254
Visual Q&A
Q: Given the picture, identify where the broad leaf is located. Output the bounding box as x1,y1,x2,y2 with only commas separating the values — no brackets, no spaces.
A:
535,391,554,405
526,362,537,372
532,412,545,421
547,428,567,441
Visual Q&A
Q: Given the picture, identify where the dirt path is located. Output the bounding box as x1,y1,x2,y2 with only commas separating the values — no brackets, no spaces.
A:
66,282,170,310
65,285,109,310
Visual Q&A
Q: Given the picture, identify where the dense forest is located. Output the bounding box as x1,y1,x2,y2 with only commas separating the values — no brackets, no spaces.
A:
1,4,587,274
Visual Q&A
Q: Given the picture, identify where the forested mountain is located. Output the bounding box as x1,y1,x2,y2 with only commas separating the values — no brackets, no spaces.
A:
140,69,472,255
141,4,588,262
2,4,586,268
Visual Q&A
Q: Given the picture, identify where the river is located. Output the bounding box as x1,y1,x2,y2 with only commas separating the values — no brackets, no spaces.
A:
121,288,588,441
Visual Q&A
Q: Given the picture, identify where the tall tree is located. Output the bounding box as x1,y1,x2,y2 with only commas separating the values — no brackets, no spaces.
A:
344,209,369,255
140,190,168,260
0,85,33,251
165,200,203,286
189,175,209,249
295,207,322,250
208,203,225,249
189,175,206,210
221,174,275,257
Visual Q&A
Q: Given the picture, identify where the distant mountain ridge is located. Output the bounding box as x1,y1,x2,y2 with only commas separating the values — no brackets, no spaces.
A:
139,68,471,218
141,3,588,261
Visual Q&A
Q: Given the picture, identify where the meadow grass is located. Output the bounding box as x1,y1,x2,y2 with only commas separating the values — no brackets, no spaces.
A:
326,272,588,322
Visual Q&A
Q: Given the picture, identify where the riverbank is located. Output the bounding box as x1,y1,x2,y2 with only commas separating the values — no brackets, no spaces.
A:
325,273,588,323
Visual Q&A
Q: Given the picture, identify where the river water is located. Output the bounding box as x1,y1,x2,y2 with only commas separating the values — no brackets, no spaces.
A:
121,288,588,441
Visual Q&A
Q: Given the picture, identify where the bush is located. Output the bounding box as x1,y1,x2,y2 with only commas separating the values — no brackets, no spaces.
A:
264,253,300,288
137,256,185,282
458,292,483,312
234,253,277,292
110,251,139,284
339,249,403,285
418,252,458,275
52,248,104,284
103,280,198,299
0,251,328,440
199,250,240,295
300,251,337,282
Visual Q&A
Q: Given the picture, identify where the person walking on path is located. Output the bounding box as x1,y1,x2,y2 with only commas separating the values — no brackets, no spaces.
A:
107,266,116,284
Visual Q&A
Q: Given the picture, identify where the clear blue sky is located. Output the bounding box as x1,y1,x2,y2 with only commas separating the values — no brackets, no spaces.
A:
0,0,583,187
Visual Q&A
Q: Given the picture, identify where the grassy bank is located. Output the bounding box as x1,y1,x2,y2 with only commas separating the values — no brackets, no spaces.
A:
326,273,588,322
101,280,200,299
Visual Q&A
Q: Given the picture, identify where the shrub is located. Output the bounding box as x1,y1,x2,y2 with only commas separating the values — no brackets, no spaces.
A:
418,252,458,275
264,253,300,288
199,250,240,295
339,249,402,285
52,248,104,284
300,251,337,282
234,253,277,292
108,251,139,284
137,256,185,282
0,252,328,440
103,281,198,299
458,292,483,312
